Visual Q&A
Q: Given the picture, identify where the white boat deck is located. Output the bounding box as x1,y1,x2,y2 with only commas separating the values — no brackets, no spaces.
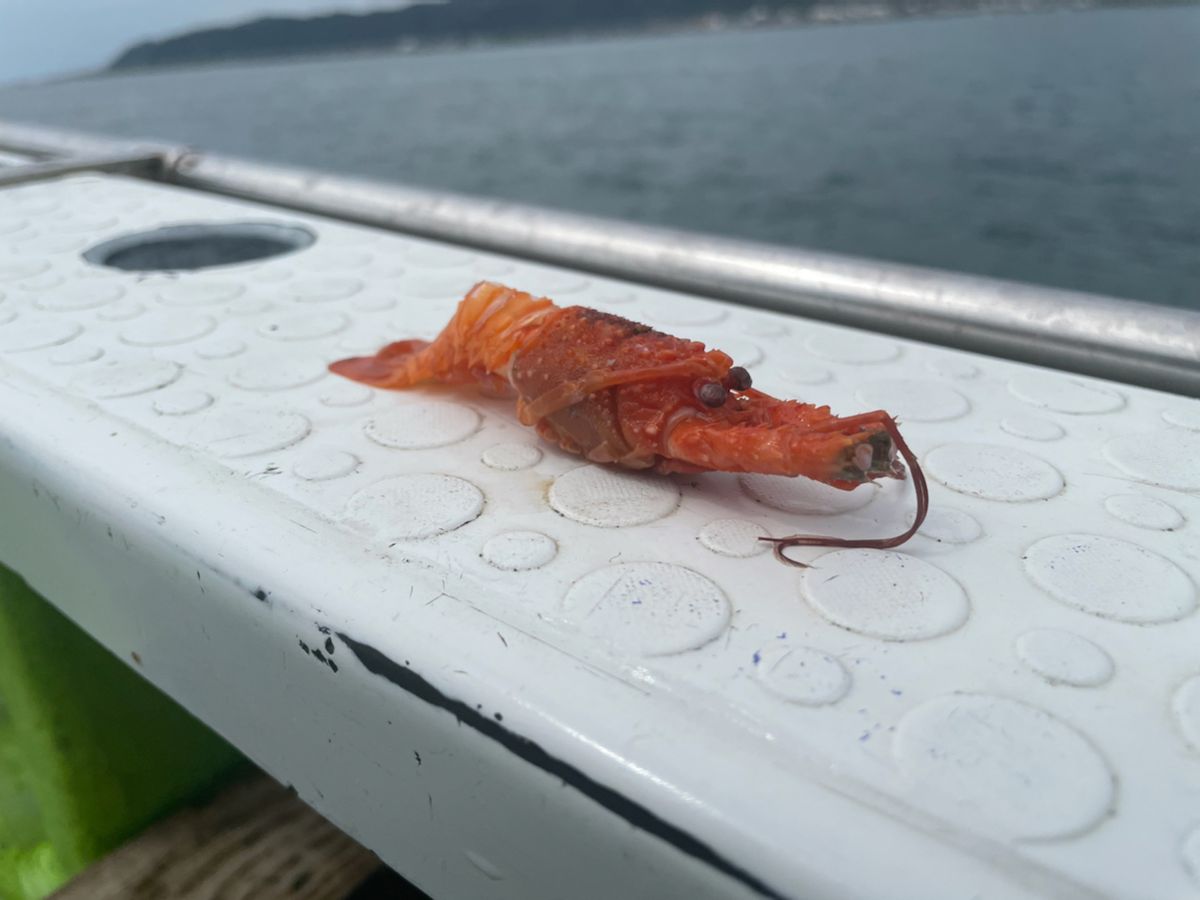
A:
1,169,1198,900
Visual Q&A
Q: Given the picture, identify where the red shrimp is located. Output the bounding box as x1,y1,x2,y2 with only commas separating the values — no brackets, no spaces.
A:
330,282,927,565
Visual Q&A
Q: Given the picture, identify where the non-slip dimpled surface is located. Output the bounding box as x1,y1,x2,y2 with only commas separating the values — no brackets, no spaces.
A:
2,173,1199,899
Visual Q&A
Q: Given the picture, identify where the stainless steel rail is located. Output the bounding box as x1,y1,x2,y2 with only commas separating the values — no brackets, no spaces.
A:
2,119,1196,395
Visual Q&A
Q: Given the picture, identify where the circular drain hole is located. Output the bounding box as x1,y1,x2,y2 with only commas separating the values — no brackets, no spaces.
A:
83,222,315,272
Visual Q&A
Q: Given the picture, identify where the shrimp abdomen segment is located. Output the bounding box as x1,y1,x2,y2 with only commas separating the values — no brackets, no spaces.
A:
328,282,555,389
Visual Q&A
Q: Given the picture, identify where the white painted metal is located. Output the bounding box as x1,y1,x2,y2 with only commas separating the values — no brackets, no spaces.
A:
1,172,1199,900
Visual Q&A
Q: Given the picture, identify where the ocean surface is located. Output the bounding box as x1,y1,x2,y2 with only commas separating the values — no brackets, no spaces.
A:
1,6,1198,309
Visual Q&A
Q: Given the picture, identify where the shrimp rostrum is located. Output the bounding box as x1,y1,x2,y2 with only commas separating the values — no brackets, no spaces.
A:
330,282,928,564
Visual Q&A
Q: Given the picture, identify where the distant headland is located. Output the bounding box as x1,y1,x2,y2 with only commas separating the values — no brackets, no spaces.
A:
108,0,1188,72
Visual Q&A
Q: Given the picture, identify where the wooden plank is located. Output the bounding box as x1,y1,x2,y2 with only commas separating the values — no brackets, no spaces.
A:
50,774,384,900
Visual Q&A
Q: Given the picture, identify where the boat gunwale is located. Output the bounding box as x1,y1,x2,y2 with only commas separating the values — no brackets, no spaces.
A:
1,118,1195,396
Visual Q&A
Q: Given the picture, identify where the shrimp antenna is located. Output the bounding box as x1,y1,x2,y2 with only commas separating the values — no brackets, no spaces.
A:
763,415,929,568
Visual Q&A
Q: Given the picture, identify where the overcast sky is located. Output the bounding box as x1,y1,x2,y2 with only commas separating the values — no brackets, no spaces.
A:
0,1,400,85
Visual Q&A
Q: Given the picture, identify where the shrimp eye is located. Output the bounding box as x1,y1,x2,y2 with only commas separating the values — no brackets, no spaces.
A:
725,366,752,391
695,380,727,408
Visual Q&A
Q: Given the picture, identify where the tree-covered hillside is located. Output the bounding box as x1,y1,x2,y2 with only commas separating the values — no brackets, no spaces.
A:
110,1,816,70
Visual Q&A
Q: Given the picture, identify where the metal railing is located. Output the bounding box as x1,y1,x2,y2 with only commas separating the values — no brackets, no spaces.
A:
1,119,1196,396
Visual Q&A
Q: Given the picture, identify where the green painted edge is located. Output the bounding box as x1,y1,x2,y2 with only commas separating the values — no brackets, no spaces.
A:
0,563,247,896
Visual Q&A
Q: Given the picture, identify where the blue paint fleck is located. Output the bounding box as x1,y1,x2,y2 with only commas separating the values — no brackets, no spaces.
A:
631,599,643,605
752,650,762,665
858,731,871,743
891,689,903,697
776,631,787,640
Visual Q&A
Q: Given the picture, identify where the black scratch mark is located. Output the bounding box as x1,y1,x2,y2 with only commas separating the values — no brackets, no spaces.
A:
339,633,787,900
